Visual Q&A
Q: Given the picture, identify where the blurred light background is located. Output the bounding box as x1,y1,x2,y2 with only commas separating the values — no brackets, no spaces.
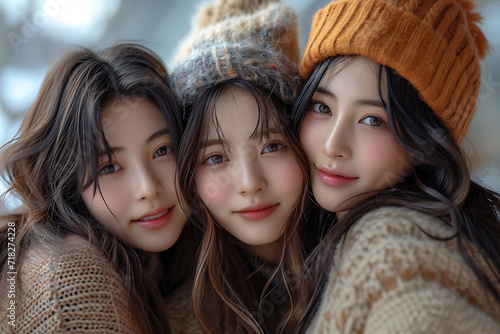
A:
0,0,499,213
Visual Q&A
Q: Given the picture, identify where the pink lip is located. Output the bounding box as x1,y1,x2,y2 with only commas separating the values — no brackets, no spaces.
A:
235,203,279,221
132,206,174,229
316,166,358,187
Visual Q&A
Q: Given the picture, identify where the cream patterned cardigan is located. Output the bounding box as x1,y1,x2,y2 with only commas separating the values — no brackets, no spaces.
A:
1,236,143,334
307,207,500,333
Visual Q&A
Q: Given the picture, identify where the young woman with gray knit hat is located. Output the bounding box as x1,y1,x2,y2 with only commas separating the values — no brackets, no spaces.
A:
168,0,313,332
292,0,500,332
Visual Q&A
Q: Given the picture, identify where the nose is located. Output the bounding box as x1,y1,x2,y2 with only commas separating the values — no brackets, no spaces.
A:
234,155,268,195
321,116,352,160
133,164,163,201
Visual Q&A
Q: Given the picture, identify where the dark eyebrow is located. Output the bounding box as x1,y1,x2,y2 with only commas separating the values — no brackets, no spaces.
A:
252,127,284,140
355,99,385,108
315,86,335,99
315,87,384,108
146,128,169,144
200,127,284,149
99,128,170,158
99,147,123,159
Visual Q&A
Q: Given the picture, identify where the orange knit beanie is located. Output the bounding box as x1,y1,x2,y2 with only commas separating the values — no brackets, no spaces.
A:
300,0,489,143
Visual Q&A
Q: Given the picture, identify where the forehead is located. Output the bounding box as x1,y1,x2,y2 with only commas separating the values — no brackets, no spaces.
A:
208,86,280,140
100,97,167,144
319,57,385,97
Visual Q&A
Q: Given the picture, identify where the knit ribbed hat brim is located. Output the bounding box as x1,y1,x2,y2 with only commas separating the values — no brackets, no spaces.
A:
300,0,488,143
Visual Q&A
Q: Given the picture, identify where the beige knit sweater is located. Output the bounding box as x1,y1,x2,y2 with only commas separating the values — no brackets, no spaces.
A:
307,207,500,333
1,235,143,334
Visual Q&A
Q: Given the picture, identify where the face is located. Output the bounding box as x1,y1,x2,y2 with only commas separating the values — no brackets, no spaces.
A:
82,97,186,252
195,86,303,258
299,56,408,214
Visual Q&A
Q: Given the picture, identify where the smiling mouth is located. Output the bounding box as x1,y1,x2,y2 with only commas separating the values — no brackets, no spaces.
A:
139,208,170,221
235,204,279,221
132,207,174,230
317,168,358,187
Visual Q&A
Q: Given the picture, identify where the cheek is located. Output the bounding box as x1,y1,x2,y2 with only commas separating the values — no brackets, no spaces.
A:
267,157,303,199
158,160,177,192
81,187,95,212
81,182,124,223
362,139,391,162
361,137,408,187
195,168,232,209
299,114,323,161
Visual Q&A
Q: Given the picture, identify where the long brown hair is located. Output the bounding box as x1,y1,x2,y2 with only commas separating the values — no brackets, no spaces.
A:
177,79,311,333
292,56,500,333
0,43,184,334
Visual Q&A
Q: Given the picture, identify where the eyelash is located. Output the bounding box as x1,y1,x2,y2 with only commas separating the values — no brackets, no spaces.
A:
98,144,172,175
98,162,121,175
309,99,388,129
153,144,172,158
262,141,285,153
309,100,331,114
359,115,387,128
202,153,228,165
201,141,287,166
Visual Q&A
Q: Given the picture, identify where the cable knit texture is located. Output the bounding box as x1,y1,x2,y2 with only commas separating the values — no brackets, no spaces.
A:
307,207,500,333
169,0,301,107
0,236,142,334
300,0,489,143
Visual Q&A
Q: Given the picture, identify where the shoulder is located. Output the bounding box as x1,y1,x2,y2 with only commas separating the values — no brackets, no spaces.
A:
335,207,460,282
346,206,453,244
337,207,495,304
14,235,142,333
310,207,500,333
337,206,458,267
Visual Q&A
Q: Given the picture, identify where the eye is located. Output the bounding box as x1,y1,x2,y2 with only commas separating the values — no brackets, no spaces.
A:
360,115,387,128
262,142,284,153
203,154,228,165
154,145,172,158
99,163,122,174
309,101,331,114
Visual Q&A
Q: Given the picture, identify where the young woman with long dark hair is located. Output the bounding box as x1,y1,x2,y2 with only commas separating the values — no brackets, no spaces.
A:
0,43,190,333
169,0,312,332
292,0,500,332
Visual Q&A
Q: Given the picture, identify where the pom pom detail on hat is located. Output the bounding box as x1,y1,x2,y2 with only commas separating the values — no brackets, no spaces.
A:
300,0,489,143
170,0,301,107
458,0,489,59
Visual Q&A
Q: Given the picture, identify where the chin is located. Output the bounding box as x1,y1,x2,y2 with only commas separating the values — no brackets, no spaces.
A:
140,245,171,253
134,238,177,253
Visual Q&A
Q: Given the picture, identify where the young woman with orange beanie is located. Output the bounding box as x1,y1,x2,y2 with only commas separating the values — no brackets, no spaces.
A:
292,0,500,332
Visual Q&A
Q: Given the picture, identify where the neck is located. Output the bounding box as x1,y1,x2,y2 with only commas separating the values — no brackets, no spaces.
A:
145,252,162,282
244,237,284,264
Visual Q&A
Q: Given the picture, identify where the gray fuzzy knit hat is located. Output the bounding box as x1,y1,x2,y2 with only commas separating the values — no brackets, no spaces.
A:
169,0,301,107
